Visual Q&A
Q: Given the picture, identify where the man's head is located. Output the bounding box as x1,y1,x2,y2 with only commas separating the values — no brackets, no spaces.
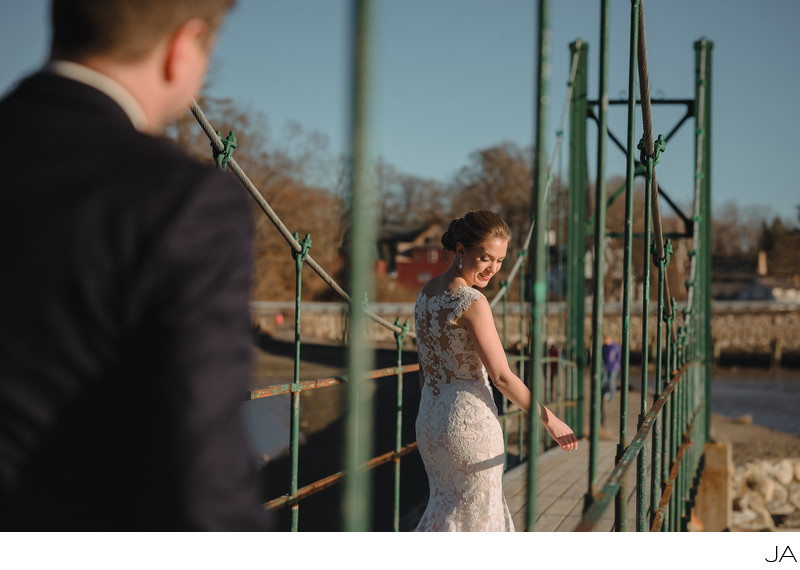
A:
50,0,234,62
49,0,236,131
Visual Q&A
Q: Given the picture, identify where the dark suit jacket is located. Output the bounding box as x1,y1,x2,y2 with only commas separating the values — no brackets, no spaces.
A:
0,72,270,530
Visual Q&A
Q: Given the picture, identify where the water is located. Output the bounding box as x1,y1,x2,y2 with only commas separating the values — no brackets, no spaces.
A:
242,395,292,463
240,368,800,465
711,369,800,436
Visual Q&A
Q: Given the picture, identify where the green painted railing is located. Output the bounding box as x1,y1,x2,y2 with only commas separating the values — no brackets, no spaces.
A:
188,0,712,532
574,0,713,531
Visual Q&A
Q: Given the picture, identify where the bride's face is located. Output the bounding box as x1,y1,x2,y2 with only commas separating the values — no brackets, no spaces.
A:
457,238,508,288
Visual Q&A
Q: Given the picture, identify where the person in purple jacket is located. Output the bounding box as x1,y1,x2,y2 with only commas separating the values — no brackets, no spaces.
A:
601,336,622,401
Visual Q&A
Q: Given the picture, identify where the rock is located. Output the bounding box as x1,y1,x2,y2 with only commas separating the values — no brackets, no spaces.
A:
731,506,757,528
734,414,753,426
788,481,800,510
732,472,749,499
773,459,795,486
777,509,800,530
767,483,793,515
746,466,775,502
734,490,776,531
794,461,800,482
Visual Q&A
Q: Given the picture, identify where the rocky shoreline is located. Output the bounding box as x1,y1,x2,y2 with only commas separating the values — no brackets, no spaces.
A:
730,458,800,531
710,413,800,531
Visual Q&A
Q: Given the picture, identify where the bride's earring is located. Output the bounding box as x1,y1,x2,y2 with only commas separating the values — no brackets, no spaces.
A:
458,257,463,270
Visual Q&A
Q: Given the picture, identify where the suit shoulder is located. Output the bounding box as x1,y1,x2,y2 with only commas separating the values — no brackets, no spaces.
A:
124,132,244,200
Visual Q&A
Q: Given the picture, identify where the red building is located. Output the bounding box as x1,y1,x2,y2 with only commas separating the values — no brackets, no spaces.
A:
395,246,453,289
377,220,453,289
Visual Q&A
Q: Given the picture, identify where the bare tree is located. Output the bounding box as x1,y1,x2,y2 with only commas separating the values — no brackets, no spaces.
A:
452,141,534,250
376,158,449,226
760,217,800,279
166,93,347,301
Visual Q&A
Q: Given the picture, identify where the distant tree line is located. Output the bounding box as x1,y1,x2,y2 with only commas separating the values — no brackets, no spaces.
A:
711,200,800,280
168,94,800,302
168,95,548,302
758,208,800,279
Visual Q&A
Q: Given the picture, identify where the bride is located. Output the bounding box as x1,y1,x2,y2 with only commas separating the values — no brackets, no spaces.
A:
414,210,577,532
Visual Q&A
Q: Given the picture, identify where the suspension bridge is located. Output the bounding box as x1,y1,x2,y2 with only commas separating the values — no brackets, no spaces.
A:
191,0,713,532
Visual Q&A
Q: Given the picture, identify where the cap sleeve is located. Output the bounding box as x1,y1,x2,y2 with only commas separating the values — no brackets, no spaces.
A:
448,286,484,324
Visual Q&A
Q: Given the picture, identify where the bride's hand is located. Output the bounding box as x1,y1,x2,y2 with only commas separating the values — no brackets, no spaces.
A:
542,412,578,452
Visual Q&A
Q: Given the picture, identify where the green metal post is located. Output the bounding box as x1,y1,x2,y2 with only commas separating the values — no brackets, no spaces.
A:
518,251,527,386
637,148,654,532
557,150,567,426
501,281,509,351
544,201,552,408
674,377,682,532
616,0,639,532
501,282,510,470
567,39,588,449
290,232,311,532
518,255,527,461
673,325,689,528
650,240,668,529
678,370,686,529
343,0,376,532
695,38,713,444
590,0,609,518
704,42,713,448
393,319,408,532
663,298,676,530
527,0,550,531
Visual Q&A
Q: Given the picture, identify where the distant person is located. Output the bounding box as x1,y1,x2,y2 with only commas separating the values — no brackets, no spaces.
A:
414,210,577,531
0,0,270,530
601,336,622,401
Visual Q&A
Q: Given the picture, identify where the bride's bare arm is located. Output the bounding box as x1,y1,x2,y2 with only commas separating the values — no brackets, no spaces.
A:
460,295,577,451
460,296,531,412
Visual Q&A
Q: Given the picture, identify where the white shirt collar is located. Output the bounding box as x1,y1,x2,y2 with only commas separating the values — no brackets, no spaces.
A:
45,60,148,131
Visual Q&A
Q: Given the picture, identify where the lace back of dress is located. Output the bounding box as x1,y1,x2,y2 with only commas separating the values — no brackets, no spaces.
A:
415,287,484,397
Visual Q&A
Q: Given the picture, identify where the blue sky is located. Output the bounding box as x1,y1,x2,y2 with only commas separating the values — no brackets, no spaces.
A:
2,0,799,224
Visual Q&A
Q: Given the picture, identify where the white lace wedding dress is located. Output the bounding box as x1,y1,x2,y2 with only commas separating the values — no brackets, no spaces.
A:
413,286,514,531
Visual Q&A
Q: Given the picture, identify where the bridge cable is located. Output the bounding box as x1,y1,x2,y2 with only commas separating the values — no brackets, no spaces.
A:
489,40,582,309
636,1,673,318
190,100,408,338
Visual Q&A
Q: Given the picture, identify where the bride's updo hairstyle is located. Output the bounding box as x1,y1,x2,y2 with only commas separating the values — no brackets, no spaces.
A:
441,210,511,252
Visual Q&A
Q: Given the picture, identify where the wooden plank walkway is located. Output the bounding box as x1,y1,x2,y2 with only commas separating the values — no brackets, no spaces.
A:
503,439,643,531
